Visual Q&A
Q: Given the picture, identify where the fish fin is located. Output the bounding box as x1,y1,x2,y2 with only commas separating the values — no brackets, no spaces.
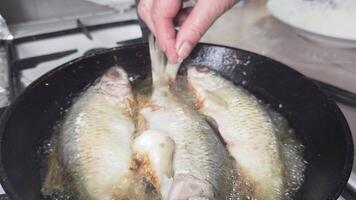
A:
124,96,136,118
136,114,149,134
202,91,229,111
133,130,175,193
166,62,181,83
148,34,181,87
254,176,284,200
161,174,174,199
41,144,65,195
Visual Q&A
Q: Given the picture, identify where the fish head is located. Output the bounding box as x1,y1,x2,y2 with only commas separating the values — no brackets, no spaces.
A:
187,66,224,95
95,66,132,101
187,66,227,111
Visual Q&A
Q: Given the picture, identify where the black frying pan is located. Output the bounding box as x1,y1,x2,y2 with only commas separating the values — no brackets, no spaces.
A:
0,43,353,200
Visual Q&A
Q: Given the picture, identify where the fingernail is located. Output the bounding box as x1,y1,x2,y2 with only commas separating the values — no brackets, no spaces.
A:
177,41,193,60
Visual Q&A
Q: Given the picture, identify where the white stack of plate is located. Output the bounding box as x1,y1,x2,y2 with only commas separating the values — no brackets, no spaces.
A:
267,0,356,48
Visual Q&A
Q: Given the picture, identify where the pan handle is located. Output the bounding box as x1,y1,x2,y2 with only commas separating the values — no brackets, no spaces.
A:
311,79,356,108
342,173,356,200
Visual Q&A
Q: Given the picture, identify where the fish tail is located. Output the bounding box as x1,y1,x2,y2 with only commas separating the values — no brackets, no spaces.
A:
148,34,180,88
41,143,65,195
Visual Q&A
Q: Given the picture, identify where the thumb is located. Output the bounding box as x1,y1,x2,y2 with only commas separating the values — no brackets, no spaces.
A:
175,0,236,60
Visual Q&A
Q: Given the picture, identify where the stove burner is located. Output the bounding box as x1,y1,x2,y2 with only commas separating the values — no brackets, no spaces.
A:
83,48,108,57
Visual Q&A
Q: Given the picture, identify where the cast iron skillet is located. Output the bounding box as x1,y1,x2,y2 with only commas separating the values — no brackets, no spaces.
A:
0,43,353,200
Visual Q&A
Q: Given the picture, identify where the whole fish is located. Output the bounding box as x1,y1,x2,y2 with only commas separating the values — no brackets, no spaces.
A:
187,66,285,200
133,36,226,200
58,66,144,200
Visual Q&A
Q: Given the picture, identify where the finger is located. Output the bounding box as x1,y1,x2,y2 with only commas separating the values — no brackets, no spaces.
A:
174,7,193,27
138,0,156,35
176,0,236,60
152,0,181,63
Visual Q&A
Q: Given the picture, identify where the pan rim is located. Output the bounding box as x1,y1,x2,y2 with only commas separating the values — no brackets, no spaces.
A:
0,42,353,200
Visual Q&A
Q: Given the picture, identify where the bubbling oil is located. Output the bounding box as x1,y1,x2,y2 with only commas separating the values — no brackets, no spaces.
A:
40,73,306,200
268,110,307,199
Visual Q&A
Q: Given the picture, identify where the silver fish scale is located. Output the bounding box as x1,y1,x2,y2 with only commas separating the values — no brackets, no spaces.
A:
165,96,226,189
60,90,92,171
146,35,227,198
142,87,227,194
58,67,139,200
225,88,280,155
187,67,286,199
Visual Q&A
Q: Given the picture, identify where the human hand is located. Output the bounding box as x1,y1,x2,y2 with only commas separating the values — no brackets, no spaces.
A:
138,0,237,63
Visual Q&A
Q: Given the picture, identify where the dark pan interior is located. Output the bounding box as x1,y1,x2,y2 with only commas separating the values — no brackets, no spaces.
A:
0,43,353,200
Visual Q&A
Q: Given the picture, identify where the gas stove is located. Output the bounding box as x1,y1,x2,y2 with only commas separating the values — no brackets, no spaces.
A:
8,11,141,94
